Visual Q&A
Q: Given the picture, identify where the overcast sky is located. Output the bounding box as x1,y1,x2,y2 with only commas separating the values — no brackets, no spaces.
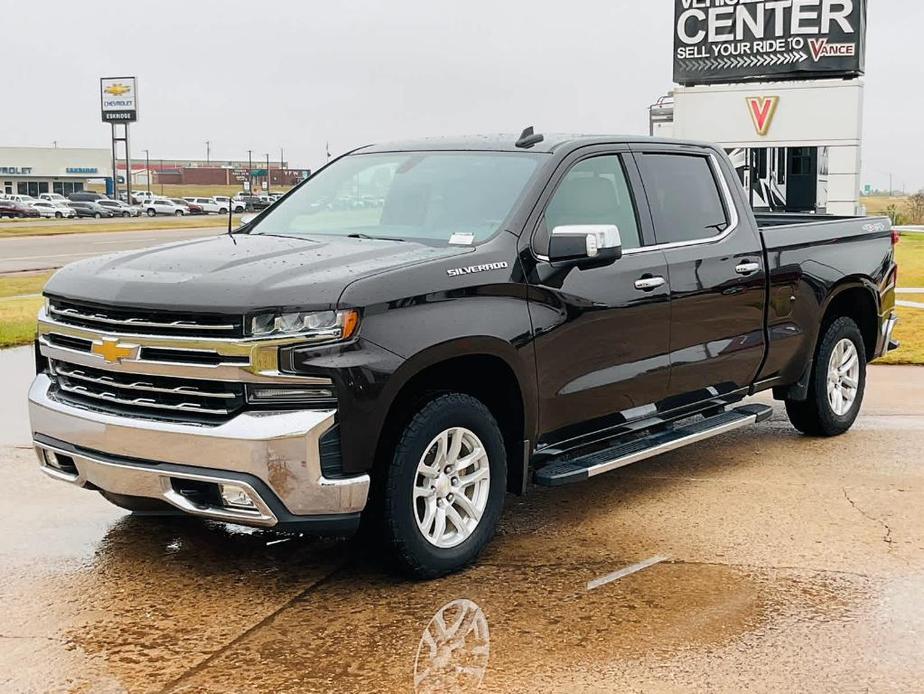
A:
3,1,921,190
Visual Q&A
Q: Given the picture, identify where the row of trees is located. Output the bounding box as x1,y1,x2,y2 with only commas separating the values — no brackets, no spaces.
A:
885,192,924,226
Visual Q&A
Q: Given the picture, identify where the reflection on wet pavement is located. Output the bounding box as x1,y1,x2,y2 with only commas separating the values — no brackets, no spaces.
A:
1,366,923,692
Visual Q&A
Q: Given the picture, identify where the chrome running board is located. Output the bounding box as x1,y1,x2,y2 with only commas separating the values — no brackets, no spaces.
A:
534,404,773,487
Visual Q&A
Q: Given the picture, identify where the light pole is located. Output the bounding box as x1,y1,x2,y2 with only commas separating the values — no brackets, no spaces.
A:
247,150,253,195
265,153,271,196
144,149,150,195
206,140,211,165
160,159,164,195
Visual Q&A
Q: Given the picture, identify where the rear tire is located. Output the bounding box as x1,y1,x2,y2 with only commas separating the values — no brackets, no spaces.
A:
379,393,506,579
94,212,102,218
147,209,156,217
785,316,866,437
219,207,228,215
175,210,183,216
55,212,63,218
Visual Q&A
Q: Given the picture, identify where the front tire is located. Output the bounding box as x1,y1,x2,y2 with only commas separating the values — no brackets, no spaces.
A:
147,209,156,217
94,212,102,218
55,212,63,218
175,210,183,216
380,393,506,579
785,316,866,437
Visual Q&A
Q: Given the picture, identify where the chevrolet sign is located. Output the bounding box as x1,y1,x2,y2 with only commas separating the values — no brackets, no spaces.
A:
100,76,138,123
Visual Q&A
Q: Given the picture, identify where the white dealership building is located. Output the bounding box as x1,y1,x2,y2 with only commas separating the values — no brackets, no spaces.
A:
0,146,111,198
653,0,868,216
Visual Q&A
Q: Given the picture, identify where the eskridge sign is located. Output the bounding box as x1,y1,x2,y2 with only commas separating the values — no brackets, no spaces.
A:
100,77,138,123
674,0,867,85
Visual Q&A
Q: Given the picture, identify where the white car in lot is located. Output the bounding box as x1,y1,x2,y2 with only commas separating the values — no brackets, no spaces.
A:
217,195,246,213
132,191,156,206
183,197,227,214
39,193,70,205
30,200,76,218
143,198,190,216
98,199,142,217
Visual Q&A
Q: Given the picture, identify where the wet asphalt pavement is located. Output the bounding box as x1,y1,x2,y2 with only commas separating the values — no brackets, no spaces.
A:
1,362,923,693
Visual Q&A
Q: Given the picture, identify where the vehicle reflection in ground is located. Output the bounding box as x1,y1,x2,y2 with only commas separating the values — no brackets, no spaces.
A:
414,598,490,694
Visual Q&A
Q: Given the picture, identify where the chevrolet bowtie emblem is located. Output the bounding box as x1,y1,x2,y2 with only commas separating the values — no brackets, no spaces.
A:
91,338,139,364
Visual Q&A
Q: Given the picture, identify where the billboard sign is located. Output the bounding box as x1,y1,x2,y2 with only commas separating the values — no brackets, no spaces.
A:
100,77,138,122
674,0,867,86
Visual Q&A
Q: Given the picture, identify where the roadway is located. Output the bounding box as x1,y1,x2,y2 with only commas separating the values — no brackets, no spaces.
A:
0,226,221,274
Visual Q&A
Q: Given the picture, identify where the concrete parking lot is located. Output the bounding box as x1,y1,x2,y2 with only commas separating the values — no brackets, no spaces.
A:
1,351,922,692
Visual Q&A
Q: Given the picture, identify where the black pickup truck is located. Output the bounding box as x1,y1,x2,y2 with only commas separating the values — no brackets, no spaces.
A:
29,132,899,578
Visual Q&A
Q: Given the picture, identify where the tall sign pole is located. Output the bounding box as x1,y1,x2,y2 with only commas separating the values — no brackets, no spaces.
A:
100,77,139,200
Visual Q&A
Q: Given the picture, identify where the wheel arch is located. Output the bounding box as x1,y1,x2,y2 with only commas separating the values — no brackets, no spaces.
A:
817,277,880,361
371,338,534,495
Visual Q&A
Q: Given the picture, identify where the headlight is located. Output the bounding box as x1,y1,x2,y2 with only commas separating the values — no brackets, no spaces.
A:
248,308,360,343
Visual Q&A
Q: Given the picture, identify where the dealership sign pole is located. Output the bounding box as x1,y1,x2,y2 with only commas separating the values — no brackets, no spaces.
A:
100,77,139,201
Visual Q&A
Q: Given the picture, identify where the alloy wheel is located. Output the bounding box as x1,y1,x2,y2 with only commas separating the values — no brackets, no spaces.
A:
413,427,491,549
827,338,860,416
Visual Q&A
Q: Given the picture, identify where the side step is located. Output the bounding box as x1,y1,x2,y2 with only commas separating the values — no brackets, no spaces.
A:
534,404,773,487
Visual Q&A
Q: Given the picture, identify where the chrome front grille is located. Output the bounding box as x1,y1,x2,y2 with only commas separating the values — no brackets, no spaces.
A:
50,360,245,422
47,297,244,338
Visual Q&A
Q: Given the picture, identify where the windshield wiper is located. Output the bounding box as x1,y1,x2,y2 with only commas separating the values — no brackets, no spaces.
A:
346,233,407,242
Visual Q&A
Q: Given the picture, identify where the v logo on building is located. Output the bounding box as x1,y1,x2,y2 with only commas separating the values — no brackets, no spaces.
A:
746,96,779,137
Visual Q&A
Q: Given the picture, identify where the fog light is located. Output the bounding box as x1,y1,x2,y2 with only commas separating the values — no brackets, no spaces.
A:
246,384,336,405
219,483,257,510
44,450,59,467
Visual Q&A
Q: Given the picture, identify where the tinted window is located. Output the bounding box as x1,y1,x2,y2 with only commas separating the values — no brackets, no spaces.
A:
538,154,641,252
637,154,729,244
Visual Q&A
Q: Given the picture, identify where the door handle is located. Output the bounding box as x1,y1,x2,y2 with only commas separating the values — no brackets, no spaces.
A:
634,276,666,291
735,261,761,276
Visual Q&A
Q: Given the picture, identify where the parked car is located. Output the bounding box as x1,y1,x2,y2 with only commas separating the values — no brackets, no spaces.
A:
0,199,40,218
143,198,189,216
68,201,115,218
39,193,70,205
68,191,109,203
28,133,899,579
30,201,76,219
183,197,227,214
131,191,156,205
233,194,268,211
7,194,38,205
174,198,203,215
98,199,142,218
213,196,245,213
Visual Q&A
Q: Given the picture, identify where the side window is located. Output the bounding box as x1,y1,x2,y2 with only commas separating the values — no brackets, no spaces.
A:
536,154,642,253
636,153,729,244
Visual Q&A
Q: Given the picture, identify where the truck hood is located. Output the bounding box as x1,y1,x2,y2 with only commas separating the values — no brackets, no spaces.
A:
45,233,473,312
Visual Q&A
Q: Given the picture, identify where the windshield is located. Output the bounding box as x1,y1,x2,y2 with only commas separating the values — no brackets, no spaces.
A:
247,151,544,245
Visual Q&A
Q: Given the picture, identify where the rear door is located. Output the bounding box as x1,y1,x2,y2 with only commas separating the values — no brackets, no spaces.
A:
632,146,766,403
527,147,672,442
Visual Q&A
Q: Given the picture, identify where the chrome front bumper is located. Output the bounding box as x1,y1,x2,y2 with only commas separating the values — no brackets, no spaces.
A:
28,374,370,528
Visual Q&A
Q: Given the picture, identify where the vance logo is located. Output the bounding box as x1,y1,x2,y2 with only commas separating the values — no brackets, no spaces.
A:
746,96,779,137
809,38,856,62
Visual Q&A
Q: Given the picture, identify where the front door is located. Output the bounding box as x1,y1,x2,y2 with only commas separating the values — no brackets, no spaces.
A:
633,147,767,405
527,150,672,444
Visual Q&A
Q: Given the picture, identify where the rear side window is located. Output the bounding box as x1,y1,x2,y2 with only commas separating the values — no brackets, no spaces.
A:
538,154,641,252
637,153,729,244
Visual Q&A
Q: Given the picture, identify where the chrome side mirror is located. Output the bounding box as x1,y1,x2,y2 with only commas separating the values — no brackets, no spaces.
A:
548,224,622,265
